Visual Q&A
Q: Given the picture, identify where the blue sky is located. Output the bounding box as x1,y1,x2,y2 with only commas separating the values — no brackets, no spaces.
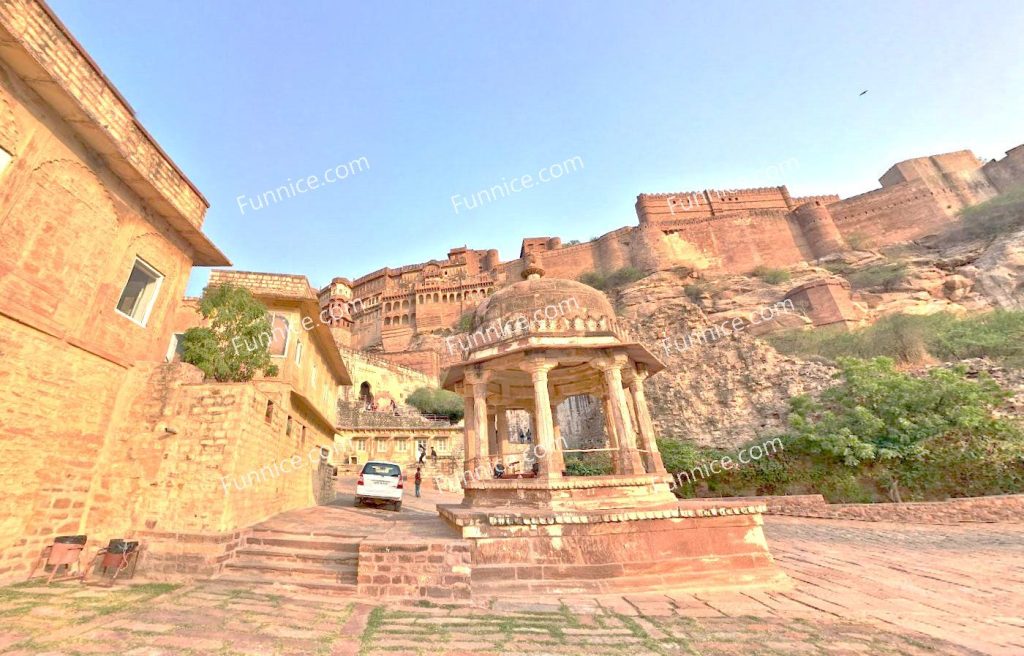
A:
50,0,1024,295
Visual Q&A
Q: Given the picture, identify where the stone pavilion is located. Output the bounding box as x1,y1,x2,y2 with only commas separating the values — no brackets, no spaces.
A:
439,261,789,594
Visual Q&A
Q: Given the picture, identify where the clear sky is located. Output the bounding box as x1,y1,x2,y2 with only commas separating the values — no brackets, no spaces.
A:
49,0,1024,295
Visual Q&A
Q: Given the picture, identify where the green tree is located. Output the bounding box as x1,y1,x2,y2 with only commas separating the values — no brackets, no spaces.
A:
181,283,280,382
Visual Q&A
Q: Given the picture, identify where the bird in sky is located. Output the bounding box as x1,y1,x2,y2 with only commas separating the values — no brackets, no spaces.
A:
859,90,869,96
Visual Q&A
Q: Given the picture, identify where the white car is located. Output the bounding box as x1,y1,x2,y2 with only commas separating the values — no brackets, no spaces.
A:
355,460,405,511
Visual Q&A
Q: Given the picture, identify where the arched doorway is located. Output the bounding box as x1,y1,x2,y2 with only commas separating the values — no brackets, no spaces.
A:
359,381,373,407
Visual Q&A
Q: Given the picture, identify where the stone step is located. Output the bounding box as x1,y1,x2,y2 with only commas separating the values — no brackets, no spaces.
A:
472,569,785,596
233,546,358,566
213,573,357,596
223,559,356,581
243,532,361,553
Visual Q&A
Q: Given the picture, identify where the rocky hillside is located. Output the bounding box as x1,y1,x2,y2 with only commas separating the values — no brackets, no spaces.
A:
613,271,836,447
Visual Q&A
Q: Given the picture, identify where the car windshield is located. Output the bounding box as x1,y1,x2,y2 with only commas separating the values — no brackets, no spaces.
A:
362,462,401,477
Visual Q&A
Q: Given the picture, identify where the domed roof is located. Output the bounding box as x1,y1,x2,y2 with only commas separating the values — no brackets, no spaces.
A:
473,277,615,332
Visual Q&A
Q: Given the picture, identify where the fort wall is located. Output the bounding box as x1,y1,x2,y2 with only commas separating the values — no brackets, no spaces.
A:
983,145,1024,194
323,142,1024,354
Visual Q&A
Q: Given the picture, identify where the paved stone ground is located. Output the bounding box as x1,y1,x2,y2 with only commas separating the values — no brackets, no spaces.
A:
1,506,1021,655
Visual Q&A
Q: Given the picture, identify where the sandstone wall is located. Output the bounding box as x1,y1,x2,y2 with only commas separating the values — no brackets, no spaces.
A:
0,50,205,581
0,317,128,581
755,493,1024,524
339,347,438,406
983,145,1024,193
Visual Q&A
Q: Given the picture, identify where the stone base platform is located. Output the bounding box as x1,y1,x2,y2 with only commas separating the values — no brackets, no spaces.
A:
439,475,790,595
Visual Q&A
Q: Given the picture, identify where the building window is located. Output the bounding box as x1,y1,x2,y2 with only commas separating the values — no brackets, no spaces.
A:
165,332,185,362
295,341,303,364
354,438,367,452
286,415,293,436
375,438,387,452
395,439,408,452
115,258,163,325
436,438,449,453
265,400,274,422
268,314,289,356
300,424,307,446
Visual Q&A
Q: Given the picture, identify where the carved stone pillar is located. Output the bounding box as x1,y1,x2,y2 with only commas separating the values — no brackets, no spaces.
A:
465,368,491,478
520,357,563,478
462,386,477,478
629,368,666,474
602,393,621,473
595,354,645,475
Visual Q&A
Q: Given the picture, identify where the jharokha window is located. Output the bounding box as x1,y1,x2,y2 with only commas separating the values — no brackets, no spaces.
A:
115,258,163,325
267,314,290,356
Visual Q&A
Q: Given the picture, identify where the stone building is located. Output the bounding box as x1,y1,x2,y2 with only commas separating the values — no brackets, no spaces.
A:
0,2,350,583
0,0,234,580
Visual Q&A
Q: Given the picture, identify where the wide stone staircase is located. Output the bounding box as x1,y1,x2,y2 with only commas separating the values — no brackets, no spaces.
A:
215,527,361,595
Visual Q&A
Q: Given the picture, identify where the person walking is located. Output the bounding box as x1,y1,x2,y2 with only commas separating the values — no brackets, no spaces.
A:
418,444,426,464
414,467,422,498
430,447,438,464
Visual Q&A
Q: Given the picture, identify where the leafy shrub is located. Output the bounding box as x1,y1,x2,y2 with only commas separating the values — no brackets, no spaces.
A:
578,266,645,291
563,239,582,247
456,311,474,332
406,387,464,422
847,262,907,290
659,357,1024,502
750,266,791,285
181,283,279,382
768,311,1024,367
563,453,613,476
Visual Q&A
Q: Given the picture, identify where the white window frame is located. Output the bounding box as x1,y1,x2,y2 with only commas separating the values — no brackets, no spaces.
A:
115,257,164,327
165,332,185,362
395,439,408,452
354,438,367,452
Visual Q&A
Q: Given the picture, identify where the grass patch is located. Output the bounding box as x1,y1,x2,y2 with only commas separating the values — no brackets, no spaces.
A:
767,310,1024,367
578,266,646,291
358,606,386,656
951,184,1024,241
750,266,791,285
847,262,907,291
684,280,716,302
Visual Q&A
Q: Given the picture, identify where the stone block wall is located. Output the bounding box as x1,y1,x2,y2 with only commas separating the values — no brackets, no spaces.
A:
356,540,472,600
783,278,861,328
76,363,338,580
754,493,1024,524
983,145,1024,193
339,347,438,406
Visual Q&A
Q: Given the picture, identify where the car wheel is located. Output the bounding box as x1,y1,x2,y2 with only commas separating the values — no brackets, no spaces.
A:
394,501,402,512
354,497,362,507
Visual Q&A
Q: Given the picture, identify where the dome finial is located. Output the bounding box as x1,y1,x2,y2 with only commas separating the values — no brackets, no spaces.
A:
522,253,545,280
